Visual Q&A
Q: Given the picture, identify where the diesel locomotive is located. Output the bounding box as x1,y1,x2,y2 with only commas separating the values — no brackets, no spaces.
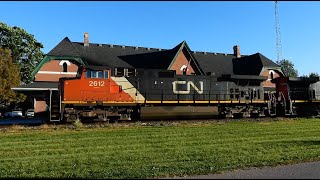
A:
49,65,320,123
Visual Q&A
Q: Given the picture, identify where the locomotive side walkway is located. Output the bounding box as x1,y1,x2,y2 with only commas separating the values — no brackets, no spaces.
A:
175,161,320,179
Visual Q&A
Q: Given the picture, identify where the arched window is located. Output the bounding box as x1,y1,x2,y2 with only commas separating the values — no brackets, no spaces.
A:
63,62,67,72
270,72,274,79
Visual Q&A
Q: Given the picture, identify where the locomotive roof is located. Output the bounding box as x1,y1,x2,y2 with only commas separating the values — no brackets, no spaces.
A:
82,65,112,70
271,77,320,84
218,74,268,81
47,37,280,77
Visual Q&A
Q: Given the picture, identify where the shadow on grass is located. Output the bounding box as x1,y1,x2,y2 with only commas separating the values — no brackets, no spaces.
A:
260,140,320,147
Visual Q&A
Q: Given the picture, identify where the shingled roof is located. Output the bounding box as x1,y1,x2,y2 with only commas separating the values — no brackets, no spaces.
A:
233,53,280,75
193,52,237,76
47,36,280,77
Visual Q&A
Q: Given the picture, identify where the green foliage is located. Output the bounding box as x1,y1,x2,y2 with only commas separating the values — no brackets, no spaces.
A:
0,21,44,84
0,48,26,105
300,72,319,78
0,118,320,178
308,72,319,78
276,59,298,77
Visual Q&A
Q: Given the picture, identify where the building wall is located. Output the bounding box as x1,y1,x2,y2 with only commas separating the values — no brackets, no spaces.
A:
261,69,282,87
33,59,79,116
170,49,195,75
35,60,79,82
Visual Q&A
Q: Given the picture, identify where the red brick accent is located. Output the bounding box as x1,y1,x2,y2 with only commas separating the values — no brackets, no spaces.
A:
261,69,282,87
170,49,195,75
35,60,79,82
35,99,47,113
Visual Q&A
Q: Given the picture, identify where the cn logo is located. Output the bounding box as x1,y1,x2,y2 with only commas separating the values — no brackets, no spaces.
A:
172,81,203,94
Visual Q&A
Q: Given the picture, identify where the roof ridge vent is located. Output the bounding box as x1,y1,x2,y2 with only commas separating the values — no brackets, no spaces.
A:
158,48,162,51
147,47,151,50
122,45,125,49
110,44,114,48
135,46,139,50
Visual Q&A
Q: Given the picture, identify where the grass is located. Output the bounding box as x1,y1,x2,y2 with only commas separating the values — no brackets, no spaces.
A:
0,118,320,178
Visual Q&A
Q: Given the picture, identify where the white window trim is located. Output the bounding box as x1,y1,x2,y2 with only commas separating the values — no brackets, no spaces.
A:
59,60,71,66
38,71,77,75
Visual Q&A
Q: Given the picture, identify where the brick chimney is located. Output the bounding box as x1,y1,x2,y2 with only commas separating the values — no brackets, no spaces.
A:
84,32,89,46
233,45,240,58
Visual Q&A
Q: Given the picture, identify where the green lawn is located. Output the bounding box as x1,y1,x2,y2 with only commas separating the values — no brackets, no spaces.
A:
1,118,320,179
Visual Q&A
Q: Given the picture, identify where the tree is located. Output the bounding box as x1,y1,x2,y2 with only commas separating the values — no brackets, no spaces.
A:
276,59,298,77
308,72,319,78
301,72,320,78
0,48,26,105
0,22,44,84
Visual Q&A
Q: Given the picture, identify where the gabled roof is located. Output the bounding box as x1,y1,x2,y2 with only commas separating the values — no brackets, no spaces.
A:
48,37,81,57
169,41,204,75
43,36,280,77
193,52,237,76
47,38,205,74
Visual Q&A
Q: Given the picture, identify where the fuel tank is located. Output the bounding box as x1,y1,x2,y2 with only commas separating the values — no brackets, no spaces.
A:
140,106,219,120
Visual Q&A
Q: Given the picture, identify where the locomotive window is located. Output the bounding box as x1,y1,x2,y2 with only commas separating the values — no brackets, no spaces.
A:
104,70,109,79
91,71,97,78
90,70,103,78
98,71,103,78
86,70,91,78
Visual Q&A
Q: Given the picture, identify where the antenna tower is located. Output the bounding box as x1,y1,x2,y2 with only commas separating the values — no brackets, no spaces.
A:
275,1,283,62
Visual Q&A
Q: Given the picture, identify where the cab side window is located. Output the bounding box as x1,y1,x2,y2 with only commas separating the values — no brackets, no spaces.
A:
104,70,109,79
86,70,91,78
86,70,109,79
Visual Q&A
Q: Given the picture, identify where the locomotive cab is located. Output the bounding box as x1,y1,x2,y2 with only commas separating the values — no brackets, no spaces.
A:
59,65,138,122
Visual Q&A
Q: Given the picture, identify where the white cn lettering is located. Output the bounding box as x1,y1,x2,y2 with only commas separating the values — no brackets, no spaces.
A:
172,81,203,94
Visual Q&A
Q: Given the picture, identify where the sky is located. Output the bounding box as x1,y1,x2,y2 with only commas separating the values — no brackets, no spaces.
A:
0,1,319,76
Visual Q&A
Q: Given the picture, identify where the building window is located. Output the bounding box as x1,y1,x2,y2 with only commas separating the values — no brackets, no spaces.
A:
63,62,68,72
